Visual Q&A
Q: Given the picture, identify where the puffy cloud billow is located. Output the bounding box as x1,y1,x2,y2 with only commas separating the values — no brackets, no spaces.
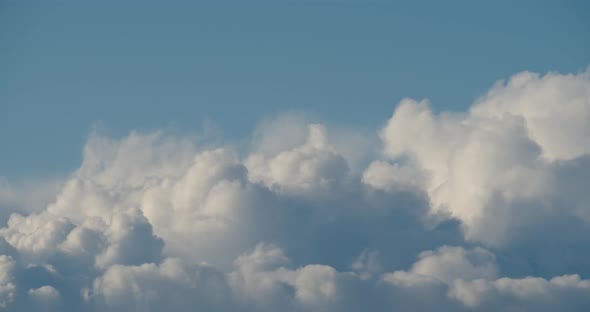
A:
1,68,589,311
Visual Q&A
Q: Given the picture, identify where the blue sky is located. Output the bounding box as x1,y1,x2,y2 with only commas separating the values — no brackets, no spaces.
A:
1,0,589,178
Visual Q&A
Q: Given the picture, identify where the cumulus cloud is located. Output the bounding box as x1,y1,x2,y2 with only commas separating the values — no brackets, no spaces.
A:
89,258,231,312
28,285,60,310
0,256,16,308
0,178,64,225
377,69,590,246
246,124,349,195
0,68,588,311
384,245,590,311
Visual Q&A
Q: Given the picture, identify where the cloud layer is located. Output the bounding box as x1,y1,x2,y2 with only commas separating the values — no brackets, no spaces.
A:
1,68,589,311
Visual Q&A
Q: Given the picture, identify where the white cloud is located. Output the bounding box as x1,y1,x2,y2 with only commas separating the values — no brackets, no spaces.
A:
0,178,64,225
449,274,590,309
89,258,230,312
410,246,498,283
0,68,588,311
386,246,590,310
246,124,349,195
0,213,74,264
0,256,16,308
362,161,426,192
471,70,590,160
375,69,590,245
28,285,60,305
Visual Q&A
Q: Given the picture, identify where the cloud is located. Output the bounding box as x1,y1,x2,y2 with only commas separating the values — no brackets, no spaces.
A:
377,69,590,246
89,258,232,312
405,246,498,283
449,274,590,309
0,213,74,264
0,256,16,308
0,178,64,225
246,124,349,195
385,246,590,310
0,68,588,311
472,70,590,160
28,285,60,309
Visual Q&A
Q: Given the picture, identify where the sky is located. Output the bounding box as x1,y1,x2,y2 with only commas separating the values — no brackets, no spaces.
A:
1,1,590,311
1,0,589,178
